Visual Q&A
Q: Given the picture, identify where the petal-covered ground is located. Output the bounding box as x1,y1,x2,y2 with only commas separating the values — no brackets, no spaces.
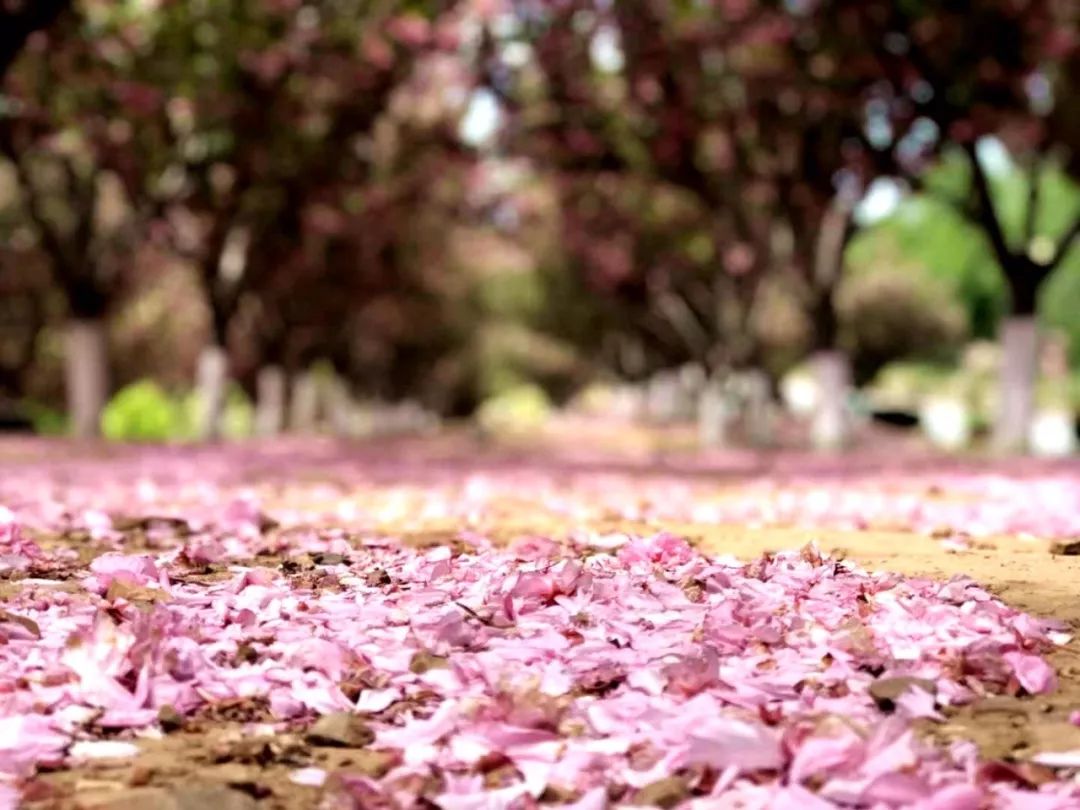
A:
1,435,1079,809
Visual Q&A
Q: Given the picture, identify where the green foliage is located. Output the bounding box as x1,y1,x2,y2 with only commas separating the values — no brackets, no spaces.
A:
1042,259,1080,366
476,383,552,434
866,362,956,406
102,381,182,442
867,355,1080,428
851,153,1080,363
221,385,254,438
176,384,253,441
22,401,68,435
850,198,1008,341
102,379,253,442
865,361,993,430
475,322,586,402
477,271,545,321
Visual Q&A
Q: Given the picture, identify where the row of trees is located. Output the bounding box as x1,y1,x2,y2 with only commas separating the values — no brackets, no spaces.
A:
484,0,1080,449
1,0,1078,449
2,0,480,437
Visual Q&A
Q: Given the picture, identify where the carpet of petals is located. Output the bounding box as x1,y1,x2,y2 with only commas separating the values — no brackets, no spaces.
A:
0,438,1079,809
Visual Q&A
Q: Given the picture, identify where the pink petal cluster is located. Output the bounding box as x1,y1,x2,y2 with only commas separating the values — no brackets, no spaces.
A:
0,520,1073,806
0,506,45,573
0,440,1078,542
0,440,1076,808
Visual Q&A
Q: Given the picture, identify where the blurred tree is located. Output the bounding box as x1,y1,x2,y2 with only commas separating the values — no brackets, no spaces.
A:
1,0,77,420
233,134,476,415
0,9,153,437
854,158,1080,367
81,0,471,436
855,0,1080,449
1049,44,1080,180
0,0,70,82
484,0,905,446
0,246,52,401
484,1,776,377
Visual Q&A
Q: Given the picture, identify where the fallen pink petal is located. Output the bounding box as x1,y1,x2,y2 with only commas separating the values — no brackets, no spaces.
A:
0,439,1076,808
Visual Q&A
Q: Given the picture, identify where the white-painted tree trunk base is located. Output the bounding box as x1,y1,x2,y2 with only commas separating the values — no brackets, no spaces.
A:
1029,409,1077,458
647,372,681,424
195,345,228,441
920,397,972,451
327,376,355,437
289,371,319,433
810,350,852,451
993,316,1039,454
610,385,647,421
780,370,819,417
254,365,287,437
741,369,773,446
697,380,735,447
65,319,108,439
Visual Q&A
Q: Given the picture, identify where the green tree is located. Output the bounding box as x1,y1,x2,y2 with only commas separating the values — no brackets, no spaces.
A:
857,0,1080,450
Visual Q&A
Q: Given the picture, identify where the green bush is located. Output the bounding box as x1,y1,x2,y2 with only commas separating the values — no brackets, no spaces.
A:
102,380,254,442
221,385,254,438
838,267,968,385
176,384,254,440
864,361,956,413
476,383,552,434
102,381,183,442
22,402,68,435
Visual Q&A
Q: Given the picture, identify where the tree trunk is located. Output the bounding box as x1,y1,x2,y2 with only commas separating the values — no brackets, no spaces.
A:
807,199,855,452
326,374,354,437
993,315,1039,453
810,350,852,451
697,378,734,447
742,368,773,447
646,371,677,424
64,319,108,439
289,369,319,433
195,344,229,441
254,365,287,437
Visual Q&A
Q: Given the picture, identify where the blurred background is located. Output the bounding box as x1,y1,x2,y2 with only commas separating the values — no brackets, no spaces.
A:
0,0,1077,455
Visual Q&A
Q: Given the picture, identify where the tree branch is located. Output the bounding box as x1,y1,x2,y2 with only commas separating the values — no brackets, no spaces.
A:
64,155,97,259
1024,154,1041,245
0,133,79,291
813,198,854,293
1046,215,1080,272
963,140,1014,270
655,290,711,358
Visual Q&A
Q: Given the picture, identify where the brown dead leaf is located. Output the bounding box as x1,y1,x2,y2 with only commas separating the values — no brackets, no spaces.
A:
105,581,171,604
869,676,937,711
0,608,41,638
409,651,449,674
631,777,689,808
305,713,375,748
980,759,1058,788
1048,539,1080,556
